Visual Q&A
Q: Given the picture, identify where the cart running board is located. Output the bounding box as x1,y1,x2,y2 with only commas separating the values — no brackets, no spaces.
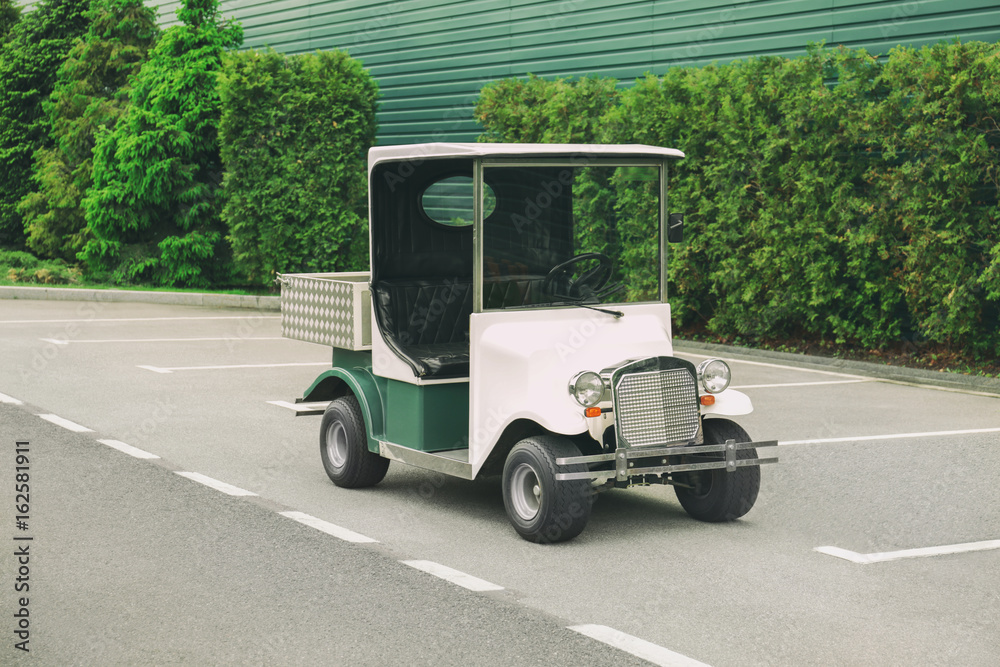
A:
268,400,331,416
379,442,474,480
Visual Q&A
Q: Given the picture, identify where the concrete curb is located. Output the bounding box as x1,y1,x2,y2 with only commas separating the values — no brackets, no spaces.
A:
673,339,1000,397
0,285,280,311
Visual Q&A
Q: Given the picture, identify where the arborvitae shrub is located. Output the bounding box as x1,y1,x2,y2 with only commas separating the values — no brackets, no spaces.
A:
81,0,242,286
19,0,159,262
0,0,89,249
475,42,1000,358
219,48,378,284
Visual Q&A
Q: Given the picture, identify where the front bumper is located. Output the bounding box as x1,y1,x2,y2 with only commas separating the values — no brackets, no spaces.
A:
554,439,778,483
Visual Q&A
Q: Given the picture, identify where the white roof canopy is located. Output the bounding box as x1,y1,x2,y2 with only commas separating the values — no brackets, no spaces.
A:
369,142,684,168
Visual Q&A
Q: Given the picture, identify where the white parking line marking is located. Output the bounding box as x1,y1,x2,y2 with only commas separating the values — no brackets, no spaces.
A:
175,472,258,497
37,413,93,432
401,560,504,592
732,379,873,389
97,439,160,460
279,511,378,544
0,392,23,405
816,540,1000,564
41,336,284,345
569,624,711,667
780,427,1000,446
138,362,327,373
675,350,866,379
2,316,280,324
137,365,172,374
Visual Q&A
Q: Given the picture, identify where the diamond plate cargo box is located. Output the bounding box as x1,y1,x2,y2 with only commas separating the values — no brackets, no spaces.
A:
279,272,372,350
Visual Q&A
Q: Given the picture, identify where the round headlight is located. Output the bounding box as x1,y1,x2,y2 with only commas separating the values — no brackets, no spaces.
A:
697,358,731,394
569,371,604,407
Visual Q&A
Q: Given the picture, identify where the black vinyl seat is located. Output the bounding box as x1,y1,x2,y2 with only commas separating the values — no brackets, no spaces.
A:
371,276,549,379
372,279,473,379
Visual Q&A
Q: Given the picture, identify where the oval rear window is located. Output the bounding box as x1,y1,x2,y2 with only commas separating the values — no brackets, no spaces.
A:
421,176,496,227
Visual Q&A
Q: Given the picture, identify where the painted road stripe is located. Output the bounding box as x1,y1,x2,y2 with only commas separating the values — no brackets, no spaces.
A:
41,336,284,345
279,511,378,544
401,560,504,592
137,365,173,374
97,439,160,460
37,413,93,433
732,379,873,389
675,351,865,379
569,625,711,667
816,540,1000,564
139,361,327,374
0,392,23,405
2,316,280,324
175,472,257,497
780,427,1000,446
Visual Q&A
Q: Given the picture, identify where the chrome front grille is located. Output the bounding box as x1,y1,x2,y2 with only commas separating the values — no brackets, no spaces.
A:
614,368,699,447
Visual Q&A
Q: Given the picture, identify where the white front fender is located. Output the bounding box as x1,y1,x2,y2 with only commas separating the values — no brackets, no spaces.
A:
701,388,753,416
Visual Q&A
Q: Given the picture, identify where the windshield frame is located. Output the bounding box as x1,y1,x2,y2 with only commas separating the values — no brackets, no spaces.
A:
471,156,670,315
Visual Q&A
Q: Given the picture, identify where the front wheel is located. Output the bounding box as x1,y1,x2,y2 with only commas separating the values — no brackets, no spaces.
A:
502,436,593,543
320,395,389,488
674,418,760,522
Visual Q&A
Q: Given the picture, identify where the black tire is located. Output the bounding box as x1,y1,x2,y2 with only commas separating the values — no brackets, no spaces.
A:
674,418,760,522
502,436,593,543
320,395,389,488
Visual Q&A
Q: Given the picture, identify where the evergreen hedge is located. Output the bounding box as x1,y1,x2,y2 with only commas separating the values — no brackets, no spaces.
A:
0,0,89,249
81,0,242,287
219,48,378,285
20,0,159,262
474,42,1000,358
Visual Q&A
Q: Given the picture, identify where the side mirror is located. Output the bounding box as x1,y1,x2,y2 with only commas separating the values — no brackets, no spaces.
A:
667,212,684,244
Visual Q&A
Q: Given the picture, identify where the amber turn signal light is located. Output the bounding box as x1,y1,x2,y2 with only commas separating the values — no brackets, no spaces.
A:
584,407,602,418
700,395,716,406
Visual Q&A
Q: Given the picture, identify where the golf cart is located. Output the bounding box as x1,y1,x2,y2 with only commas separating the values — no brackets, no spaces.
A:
280,143,777,543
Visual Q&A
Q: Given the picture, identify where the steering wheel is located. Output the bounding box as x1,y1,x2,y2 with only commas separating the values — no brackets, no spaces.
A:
542,252,614,301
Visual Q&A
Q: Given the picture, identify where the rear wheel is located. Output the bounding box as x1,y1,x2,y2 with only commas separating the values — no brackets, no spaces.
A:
674,418,760,522
502,436,593,543
320,395,389,488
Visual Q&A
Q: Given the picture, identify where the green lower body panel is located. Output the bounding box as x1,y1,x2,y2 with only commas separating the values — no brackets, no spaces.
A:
384,380,469,452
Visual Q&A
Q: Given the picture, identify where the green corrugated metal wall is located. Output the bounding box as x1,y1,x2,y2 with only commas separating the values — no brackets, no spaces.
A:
149,0,1000,144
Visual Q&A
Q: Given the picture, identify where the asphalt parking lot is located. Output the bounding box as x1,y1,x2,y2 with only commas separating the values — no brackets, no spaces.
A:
2,297,999,666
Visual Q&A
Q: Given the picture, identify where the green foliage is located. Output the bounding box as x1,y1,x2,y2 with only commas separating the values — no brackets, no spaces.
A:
0,0,20,39
0,248,82,284
0,0,90,249
218,48,378,285
475,74,618,144
849,41,1000,355
80,0,242,287
474,41,1000,358
19,0,159,262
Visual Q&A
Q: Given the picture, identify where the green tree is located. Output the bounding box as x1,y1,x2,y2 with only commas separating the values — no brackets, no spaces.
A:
0,0,20,39
20,0,159,262
475,74,618,144
81,0,242,286
0,0,89,249
219,49,378,285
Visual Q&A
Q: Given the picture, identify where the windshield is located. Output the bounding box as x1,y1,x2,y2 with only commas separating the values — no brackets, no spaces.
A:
480,162,661,310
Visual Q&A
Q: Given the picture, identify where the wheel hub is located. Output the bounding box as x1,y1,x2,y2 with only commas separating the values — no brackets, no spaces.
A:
326,421,348,468
510,463,541,521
